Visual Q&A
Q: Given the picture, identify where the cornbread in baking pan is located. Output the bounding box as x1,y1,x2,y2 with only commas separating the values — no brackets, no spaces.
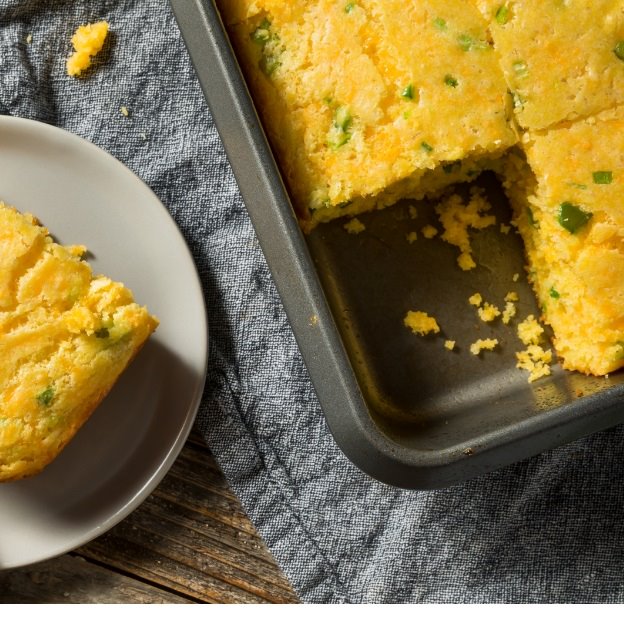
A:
218,0,517,231
217,0,624,379
503,106,624,375
472,0,624,130
0,203,158,481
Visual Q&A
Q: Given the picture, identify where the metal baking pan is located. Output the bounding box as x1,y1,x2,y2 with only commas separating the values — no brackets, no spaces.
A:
171,0,624,489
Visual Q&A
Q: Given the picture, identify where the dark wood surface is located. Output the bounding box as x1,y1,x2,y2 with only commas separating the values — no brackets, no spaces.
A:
0,429,299,604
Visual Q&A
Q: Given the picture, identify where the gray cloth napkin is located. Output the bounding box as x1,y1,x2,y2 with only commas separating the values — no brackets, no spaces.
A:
2,0,624,604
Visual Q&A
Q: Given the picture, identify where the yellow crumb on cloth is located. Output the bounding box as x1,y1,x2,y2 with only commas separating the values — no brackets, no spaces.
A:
406,231,418,244
404,311,440,336
66,21,109,77
444,340,456,351
435,187,495,271
344,218,365,234
470,338,499,355
516,314,552,382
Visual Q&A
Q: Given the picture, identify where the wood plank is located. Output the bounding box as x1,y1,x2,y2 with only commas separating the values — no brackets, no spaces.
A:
96,502,294,600
155,469,258,534
144,493,285,570
80,534,271,604
0,429,299,604
78,475,298,602
0,555,192,604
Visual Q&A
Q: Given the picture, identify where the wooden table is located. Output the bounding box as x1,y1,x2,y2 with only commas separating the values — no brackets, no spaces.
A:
0,429,299,604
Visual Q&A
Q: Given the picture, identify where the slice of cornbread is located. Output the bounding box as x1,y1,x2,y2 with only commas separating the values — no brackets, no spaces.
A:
503,106,624,375
0,203,158,481
218,0,517,231
472,0,624,130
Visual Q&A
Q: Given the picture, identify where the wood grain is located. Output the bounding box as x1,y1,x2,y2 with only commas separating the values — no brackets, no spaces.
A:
0,429,299,604
0,555,192,604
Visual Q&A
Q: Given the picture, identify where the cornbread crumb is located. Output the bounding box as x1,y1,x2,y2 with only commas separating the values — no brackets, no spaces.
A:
458,252,476,271
515,315,552,382
505,291,519,302
500,223,511,234
517,314,544,346
404,311,440,336
120,106,129,117
344,218,365,234
309,314,319,327
421,225,438,239
516,345,553,383
435,188,495,271
468,293,483,307
477,302,501,323
502,301,517,325
406,231,418,244
512,273,520,282
444,340,456,351
470,291,503,322
470,338,499,355
408,206,418,220
25,34,32,44
66,21,109,77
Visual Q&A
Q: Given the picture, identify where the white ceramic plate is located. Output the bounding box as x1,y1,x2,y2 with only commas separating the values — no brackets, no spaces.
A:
0,116,208,569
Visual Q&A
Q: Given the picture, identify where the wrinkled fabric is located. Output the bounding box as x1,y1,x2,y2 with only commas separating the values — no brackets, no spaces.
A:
2,0,624,604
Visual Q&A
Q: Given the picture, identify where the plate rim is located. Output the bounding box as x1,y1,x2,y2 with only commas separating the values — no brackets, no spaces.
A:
0,114,209,568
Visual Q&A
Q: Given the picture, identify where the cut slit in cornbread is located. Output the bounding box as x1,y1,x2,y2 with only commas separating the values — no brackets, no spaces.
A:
218,0,517,231
471,0,624,131
0,203,158,481
503,105,624,376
